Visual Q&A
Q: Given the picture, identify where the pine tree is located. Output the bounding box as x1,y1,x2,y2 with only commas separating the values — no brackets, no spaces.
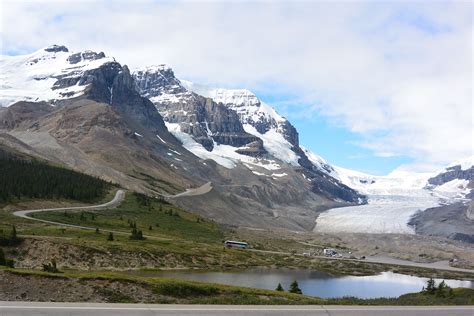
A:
448,287,454,298
10,225,17,244
275,283,284,291
436,280,448,297
289,280,302,294
107,232,114,241
130,228,138,239
425,278,436,294
0,248,6,266
129,228,145,240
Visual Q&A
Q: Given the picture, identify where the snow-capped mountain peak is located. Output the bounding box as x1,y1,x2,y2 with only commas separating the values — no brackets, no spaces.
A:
133,65,363,203
445,156,474,171
0,45,115,107
179,81,300,164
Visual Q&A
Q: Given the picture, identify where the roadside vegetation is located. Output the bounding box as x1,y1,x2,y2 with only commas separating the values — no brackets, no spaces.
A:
0,268,473,305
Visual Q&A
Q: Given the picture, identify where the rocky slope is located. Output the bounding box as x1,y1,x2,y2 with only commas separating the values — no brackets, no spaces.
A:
0,45,363,231
132,65,364,203
408,158,474,242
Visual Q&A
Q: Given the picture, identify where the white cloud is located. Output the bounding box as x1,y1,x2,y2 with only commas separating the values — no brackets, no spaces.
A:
1,0,472,170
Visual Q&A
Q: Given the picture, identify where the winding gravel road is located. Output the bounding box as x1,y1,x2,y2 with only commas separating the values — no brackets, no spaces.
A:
12,189,126,232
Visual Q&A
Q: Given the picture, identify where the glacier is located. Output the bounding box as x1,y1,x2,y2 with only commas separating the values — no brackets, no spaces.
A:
313,163,473,234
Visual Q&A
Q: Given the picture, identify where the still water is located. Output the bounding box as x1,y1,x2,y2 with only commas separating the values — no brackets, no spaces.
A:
155,268,474,298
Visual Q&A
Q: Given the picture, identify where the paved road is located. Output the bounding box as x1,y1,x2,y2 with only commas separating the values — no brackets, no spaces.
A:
248,249,474,274
364,255,474,274
0,303,472,316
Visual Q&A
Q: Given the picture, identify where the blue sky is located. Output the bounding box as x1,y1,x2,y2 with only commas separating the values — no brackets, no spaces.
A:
255,90,412,175
1,0,472,174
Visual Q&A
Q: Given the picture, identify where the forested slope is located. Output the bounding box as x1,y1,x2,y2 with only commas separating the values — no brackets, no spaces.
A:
0,147,110,203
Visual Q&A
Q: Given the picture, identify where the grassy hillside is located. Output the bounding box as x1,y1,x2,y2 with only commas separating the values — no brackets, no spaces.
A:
2,190,474,278
33,192,222,243
0,192,286,270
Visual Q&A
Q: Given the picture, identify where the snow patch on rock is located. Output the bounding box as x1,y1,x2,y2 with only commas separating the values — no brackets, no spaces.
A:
166,122,282,170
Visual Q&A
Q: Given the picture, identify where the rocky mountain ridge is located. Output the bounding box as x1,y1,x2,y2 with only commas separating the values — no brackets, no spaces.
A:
132,64,364,203
0,45,365,231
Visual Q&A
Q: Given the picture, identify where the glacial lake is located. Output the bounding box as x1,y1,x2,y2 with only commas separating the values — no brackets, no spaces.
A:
153,268,474,298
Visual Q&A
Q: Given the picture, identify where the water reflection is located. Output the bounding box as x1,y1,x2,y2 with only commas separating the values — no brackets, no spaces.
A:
154,268,474,298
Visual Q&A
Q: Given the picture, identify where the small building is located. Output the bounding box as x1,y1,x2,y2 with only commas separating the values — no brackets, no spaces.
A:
224,240,249,249
323,248,337,256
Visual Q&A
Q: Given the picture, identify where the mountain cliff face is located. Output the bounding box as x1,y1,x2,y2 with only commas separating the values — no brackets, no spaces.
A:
428,165,474,187
0,45,365,231
133,66,265,155
132,65,365,203
408,158,474,243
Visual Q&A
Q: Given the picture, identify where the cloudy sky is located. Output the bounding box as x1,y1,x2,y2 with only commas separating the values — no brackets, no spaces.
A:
1,0,472,174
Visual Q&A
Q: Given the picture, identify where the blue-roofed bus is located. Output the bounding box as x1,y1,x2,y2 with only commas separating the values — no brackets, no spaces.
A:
224,240,249,249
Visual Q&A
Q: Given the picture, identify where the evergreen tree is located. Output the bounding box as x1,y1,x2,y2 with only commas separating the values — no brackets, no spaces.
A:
275,283,284,291
107,232,114,241
129,228,145,240
436,280,448,297
448,287,454,298
10,225,17,244
425,278,436,294
289,280,302,294
0,158,108,204
0,248,6,266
